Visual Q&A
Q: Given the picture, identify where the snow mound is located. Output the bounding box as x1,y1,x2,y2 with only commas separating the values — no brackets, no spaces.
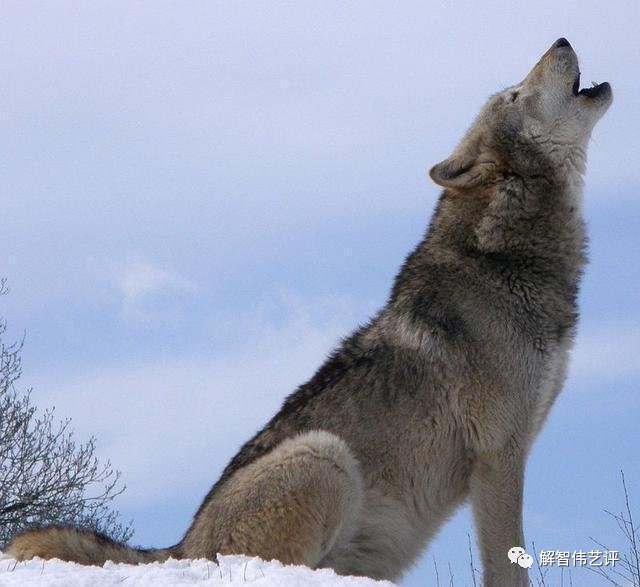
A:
0,553,395,586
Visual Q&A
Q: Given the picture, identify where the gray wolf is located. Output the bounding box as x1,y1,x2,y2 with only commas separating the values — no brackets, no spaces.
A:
7,39,611,587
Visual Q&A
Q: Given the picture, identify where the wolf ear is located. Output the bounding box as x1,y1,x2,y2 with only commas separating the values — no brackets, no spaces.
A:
429,142,495,189
429,155,480,189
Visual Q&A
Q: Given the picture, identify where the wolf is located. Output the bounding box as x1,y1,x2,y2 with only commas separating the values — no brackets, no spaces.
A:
7,39,611,586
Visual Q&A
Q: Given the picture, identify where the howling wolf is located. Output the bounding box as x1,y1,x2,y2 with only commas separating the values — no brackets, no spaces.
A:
8,39,611,587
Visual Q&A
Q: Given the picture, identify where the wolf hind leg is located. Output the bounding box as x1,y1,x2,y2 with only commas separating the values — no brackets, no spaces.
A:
183,430,363,568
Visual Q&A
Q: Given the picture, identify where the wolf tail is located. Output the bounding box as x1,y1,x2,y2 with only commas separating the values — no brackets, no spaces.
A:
6,526,178,566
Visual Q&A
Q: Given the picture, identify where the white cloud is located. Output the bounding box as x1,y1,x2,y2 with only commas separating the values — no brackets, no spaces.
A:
29,293,363,507
571,322,640,381
117,255,197,321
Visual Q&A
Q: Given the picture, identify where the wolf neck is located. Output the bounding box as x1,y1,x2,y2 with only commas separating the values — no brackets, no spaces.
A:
427,167,588,270
550,143,588,207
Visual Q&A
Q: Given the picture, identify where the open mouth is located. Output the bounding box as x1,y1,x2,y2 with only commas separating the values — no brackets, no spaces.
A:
572,73,610,98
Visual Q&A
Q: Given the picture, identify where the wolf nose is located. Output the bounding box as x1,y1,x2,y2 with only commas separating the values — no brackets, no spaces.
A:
555,37,571,48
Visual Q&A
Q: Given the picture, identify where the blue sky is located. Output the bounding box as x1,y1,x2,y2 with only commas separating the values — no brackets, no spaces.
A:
2,2,639,585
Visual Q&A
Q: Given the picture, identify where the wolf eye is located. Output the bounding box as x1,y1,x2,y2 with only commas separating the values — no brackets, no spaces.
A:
510,91,519,102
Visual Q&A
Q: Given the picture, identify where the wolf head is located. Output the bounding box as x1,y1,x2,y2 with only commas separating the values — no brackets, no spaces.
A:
430,38,612,190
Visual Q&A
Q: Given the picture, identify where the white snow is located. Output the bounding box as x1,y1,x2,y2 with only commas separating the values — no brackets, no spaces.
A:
0,553,395,587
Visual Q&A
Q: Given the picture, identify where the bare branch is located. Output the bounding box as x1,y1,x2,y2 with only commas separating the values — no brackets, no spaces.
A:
0,282,133,547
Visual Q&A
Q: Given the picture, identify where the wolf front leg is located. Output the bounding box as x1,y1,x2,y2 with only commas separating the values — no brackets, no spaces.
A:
470,444,529,587
182,430,363,569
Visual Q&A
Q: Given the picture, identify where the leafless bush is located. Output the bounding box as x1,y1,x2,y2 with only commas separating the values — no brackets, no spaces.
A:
589,470,639,587
0,278,132,547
